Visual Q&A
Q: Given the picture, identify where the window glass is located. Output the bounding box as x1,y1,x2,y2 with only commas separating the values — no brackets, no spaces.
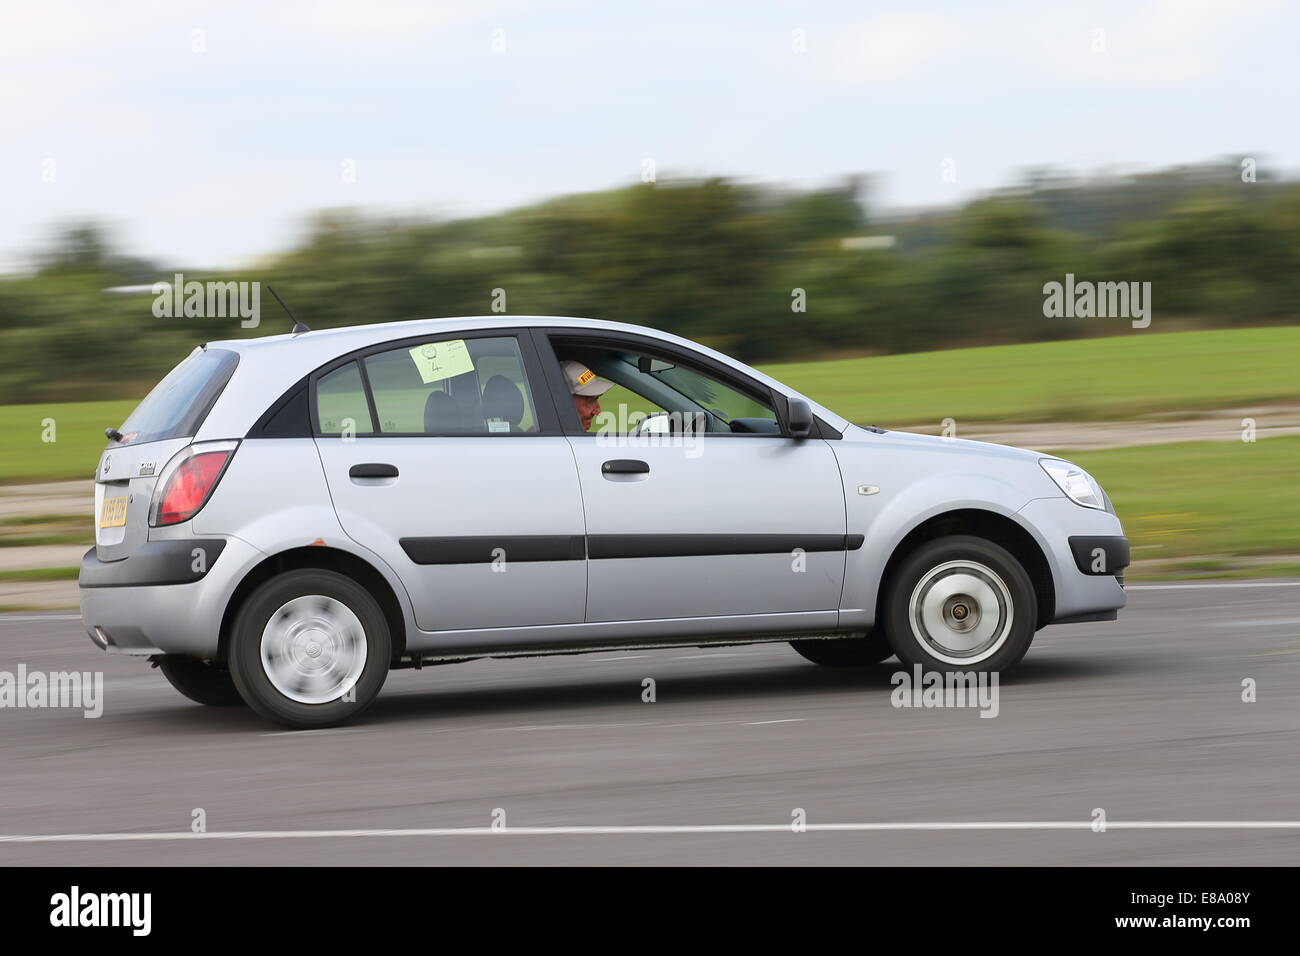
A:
364,336,539,434
117,347,239,445
556,345,778,435
316,362,373,435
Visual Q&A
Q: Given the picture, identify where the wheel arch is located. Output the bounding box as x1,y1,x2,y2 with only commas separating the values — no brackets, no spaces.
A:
217,546,408,665
876,508,1056,630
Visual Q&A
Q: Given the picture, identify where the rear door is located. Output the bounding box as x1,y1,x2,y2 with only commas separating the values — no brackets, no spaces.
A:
536,330,850,624
313,330,587,633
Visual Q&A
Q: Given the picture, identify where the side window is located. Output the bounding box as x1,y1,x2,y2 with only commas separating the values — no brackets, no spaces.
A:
555,343,780,435
316,362,374,435
364,336,540,435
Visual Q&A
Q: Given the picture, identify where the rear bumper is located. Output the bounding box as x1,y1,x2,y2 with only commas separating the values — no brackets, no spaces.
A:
1016,498,1128,624
78,535,263,657
79,539,228,588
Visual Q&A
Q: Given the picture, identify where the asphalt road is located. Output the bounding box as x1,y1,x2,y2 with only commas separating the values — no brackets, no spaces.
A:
0,583,1297,866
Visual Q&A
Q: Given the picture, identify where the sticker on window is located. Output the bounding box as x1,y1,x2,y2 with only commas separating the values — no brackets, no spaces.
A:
408,340,475,384
486,419,511,433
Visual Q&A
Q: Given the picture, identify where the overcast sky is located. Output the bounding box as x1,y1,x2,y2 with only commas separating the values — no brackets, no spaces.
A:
3,0,1297,272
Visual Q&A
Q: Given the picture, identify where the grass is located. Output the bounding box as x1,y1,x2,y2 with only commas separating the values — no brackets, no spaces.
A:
1067,436,1300,578
0,399,137,484
0,567,79,582
763,327,1300,425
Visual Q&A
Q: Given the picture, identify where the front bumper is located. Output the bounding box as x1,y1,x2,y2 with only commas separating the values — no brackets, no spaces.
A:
78,535,264,657
1016,497,1128,623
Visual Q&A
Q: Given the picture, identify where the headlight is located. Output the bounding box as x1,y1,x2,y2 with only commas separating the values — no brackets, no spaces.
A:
1039,459,1106,510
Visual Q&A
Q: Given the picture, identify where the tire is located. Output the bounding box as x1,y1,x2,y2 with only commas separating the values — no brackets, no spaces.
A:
882,535,1037,674
227,569,392,729
790,631,893,667
157,657,245,707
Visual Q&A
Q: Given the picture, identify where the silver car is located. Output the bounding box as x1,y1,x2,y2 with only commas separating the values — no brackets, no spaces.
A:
79,316,1128,728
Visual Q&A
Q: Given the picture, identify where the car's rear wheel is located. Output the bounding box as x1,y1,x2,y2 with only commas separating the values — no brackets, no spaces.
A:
790,630,893,666
157,657,244,707
228,569,391,729
883,535,1036,673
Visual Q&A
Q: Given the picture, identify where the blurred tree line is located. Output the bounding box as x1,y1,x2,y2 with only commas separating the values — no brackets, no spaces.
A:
1,157,1297,403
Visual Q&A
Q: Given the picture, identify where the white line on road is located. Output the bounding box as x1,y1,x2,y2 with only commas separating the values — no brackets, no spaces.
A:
2,821,1299,843
743,718,805,726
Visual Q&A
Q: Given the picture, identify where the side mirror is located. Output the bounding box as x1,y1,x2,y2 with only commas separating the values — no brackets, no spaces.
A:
787,399,814,439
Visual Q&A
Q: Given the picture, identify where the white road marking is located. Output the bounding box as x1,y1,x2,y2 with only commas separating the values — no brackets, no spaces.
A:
743,718,805,726
2,821,1299,843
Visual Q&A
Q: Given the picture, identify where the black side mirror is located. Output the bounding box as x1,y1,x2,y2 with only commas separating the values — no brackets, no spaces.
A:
787,399,814,439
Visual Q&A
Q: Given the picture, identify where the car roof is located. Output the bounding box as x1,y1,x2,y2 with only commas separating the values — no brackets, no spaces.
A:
197,315,850,438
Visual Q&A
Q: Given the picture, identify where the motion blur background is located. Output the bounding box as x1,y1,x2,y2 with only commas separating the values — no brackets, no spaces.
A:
2,0,1298,606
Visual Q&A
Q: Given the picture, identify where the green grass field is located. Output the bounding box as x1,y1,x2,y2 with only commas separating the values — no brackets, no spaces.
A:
764,326,1300,425
1068,436,1300,578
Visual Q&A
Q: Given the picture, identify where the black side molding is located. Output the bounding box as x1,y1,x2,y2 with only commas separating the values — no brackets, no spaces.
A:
79,540,228,588
401,535,586,565
588,533,864,560
1068,535,1130,576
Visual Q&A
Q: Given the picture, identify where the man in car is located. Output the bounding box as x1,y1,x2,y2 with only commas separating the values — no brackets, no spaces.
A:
560,360,614,431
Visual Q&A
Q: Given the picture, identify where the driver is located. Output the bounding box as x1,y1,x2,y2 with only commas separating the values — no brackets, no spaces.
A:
560,360,614,431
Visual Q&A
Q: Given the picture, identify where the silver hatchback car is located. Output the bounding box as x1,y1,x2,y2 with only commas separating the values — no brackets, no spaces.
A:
79,316,1128,728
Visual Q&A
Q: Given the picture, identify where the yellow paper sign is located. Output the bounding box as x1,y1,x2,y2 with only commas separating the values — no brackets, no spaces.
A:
408,340,475,384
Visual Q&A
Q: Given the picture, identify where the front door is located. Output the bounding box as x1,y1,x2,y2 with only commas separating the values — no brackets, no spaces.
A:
537,331,849,624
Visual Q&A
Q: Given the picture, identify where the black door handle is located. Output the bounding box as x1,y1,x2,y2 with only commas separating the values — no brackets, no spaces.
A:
602,459,649,475
350,463,399,479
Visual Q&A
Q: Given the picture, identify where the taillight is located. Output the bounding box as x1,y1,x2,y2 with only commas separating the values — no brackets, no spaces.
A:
152,448,233,526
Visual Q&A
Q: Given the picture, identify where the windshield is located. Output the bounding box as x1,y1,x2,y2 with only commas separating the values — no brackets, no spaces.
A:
116,347,239,446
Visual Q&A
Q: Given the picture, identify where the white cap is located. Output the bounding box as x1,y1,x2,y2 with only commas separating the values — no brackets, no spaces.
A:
560,360,614,397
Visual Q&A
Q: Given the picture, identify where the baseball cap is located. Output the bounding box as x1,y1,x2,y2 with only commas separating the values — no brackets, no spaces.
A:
560,360,614,397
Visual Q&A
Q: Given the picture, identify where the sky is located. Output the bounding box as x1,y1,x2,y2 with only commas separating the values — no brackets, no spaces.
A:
3,0,1297,272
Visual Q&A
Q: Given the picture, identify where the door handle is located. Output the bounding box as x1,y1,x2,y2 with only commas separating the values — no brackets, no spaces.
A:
602,459,649,475
349,463,399,479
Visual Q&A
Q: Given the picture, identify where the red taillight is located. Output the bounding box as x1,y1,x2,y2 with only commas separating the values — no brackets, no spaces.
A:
155,451,231,526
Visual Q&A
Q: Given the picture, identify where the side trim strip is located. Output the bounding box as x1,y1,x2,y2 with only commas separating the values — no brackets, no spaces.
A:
588,533,863,559
401,535,586,565
399,533,865,565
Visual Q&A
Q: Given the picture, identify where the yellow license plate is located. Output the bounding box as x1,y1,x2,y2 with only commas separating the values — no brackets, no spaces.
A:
99,496,129,528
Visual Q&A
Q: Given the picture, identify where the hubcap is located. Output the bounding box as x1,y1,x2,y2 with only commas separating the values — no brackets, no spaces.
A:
260,595,367,704
908,560,1013,664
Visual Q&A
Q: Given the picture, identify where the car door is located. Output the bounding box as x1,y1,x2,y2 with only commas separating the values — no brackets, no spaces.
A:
535,329,850,624
313,330,587,633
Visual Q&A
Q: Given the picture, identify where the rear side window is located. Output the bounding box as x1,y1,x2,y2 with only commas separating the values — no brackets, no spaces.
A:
117,347,239,446
363,336,539,434
316,362,374,435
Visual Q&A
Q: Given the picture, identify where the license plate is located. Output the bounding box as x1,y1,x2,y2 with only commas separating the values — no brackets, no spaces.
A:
99,496,129,528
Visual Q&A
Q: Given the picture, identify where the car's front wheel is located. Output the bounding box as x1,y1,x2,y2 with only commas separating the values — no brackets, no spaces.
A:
228,569,391,729
882,535,1036,673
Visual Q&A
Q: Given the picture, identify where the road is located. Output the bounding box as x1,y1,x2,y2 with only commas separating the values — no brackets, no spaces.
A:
0,583,1297,866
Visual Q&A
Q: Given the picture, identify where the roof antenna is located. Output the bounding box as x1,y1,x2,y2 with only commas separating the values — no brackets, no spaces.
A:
267,285,310,334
